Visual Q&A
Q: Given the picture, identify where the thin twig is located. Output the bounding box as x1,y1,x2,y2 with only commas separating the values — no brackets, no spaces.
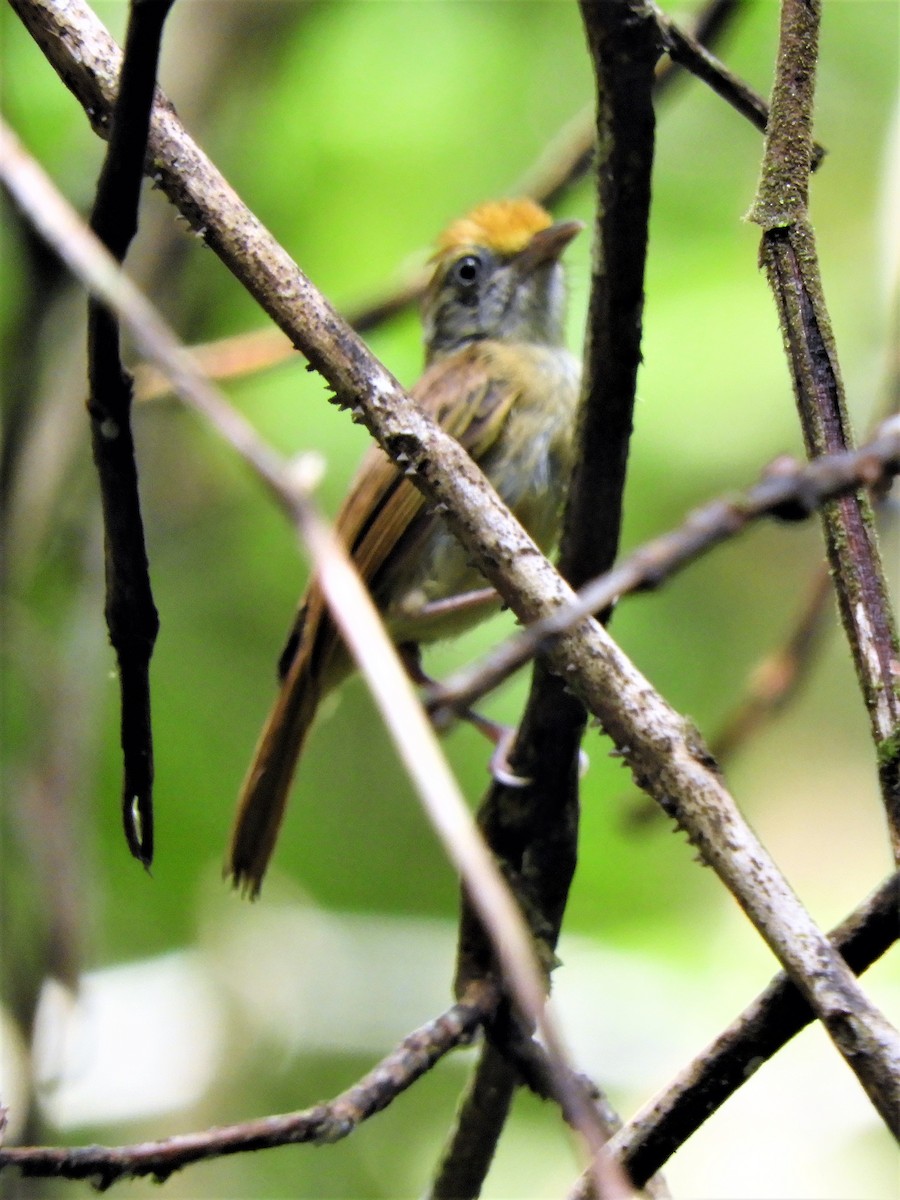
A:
426,428,900,722
650,0,826,168
568,870,900,1195
0,984,498,1186
747,0,900,862
85,0,173,866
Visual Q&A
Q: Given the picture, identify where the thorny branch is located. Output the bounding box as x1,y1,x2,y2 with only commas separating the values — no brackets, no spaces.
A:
426,416,900,722
569,871,900,1194
747,0,900,860
85,0,173,866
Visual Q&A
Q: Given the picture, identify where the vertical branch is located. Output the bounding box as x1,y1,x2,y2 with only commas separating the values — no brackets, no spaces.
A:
87,0,173,865
747,0,900,859
568,0,660,587
433,4,663,1196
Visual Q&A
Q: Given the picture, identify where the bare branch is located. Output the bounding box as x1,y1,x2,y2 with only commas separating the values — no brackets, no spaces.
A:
429,1043,519,1200
0,984,497,1186
747,0,900,861
568,871,900,1194
650,0,826,168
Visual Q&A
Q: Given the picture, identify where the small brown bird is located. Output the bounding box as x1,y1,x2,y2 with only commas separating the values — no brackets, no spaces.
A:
229,199,582,895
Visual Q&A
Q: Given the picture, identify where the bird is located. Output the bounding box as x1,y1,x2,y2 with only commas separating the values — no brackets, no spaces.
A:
228,198,583,896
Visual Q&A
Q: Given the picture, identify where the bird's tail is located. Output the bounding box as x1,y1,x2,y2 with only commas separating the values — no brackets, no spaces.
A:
227,649,323,898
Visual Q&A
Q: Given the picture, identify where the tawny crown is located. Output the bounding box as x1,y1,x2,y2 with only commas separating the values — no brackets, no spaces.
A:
434,198,553,259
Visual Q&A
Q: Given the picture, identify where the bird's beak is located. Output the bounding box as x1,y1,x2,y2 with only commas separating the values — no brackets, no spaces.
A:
515,218,584,273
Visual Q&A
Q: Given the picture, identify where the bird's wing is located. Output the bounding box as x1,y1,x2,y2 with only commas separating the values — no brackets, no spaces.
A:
229,344,521,895
279,343,520,678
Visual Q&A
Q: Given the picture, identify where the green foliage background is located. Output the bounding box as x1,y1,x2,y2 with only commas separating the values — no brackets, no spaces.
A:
1,2,898,1196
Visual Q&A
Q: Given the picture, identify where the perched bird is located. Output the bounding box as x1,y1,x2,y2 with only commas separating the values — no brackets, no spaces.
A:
229,199,582,896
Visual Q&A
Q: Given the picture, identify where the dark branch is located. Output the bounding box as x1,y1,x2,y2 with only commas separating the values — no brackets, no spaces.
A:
0,984,497,1187
434,4,664,1196
651,0,825,168
86,0,173,866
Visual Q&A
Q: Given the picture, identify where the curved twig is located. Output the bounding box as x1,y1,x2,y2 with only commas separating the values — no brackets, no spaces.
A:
0,983,498,1187
85,0,173,866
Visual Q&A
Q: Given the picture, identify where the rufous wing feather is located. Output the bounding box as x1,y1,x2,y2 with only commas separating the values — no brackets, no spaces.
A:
228,346,519,894
228,597,330,896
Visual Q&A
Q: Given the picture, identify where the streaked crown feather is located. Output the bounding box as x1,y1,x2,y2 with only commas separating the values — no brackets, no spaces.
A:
435,198,552,259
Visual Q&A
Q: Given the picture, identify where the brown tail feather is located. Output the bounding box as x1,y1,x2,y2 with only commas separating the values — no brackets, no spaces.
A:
228,652,323,897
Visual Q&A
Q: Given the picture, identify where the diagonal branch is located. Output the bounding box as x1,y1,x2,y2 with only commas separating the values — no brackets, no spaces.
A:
746,0,900,860
650,0,826,168
426,419,900,721
568,870,900,1195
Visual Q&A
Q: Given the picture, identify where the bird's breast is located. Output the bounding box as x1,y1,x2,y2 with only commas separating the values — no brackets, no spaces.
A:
380,341,580,644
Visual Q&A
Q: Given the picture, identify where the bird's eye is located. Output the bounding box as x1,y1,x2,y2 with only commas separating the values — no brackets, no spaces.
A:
453,254,482,287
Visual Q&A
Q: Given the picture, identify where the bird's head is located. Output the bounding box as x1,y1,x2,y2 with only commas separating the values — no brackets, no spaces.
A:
422,199,582,361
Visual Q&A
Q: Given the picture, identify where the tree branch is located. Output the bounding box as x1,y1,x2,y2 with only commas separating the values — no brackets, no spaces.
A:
0,984,498,1187
568,870,900,1194
433,4,663,1193
426,418,900,721
650,0,826,168
747,0,900,861
85,0,173,865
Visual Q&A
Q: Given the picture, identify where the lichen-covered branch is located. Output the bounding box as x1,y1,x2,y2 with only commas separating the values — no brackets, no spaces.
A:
747,0,900,859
